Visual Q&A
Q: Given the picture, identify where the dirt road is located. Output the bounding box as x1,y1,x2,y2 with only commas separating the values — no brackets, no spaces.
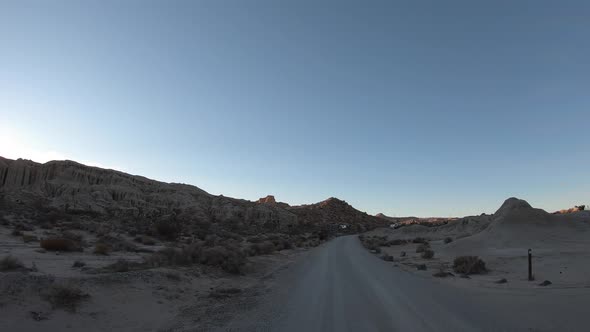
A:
220,235,590,332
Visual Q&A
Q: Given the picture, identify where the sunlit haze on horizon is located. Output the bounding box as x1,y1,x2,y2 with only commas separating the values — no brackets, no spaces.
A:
1,0,589,217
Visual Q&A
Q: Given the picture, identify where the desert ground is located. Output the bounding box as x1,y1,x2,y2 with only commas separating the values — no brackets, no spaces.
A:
0,222,308,332
362,198,590,290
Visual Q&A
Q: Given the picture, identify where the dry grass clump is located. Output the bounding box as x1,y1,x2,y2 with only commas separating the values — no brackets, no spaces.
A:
453,256,487,275
412,237,428,244
359,235,388,251
44,284,90,312
247,241,276,256
209,287,242,299
96,235,139,252
388,239,408,246
22,234,39,243
154,220,181,240
146,241,247,274
134,235,156,245
105,259,131,272
421,249,435,259
0,255,24,272
40,238,80,252
72,260,86,268
416,243,430,253
381,254,394,262
93,243,111,255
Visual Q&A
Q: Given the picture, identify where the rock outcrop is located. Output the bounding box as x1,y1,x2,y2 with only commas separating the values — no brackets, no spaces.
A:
287,197,387,232
256,195,277,204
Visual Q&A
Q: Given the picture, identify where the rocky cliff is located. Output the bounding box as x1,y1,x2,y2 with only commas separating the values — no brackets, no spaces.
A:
0,157,297,231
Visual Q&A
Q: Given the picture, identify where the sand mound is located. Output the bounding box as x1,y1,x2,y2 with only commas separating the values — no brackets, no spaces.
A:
447,198,590,252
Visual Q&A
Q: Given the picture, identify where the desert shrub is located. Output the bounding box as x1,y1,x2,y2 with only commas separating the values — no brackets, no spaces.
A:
412,237,428,244
381,254,394,262
416,243,430,253
22,234,39,243
247,241,275,256
444,237,453,244
147,242,246,274
209,287,241,299
388,239,407,246
421,249,435,259
134,235,156,245
72,260,86,268
416,264,427,270
105,259,130,272
44,284,89,312
247,235,266,244
61,231,84,243
154,220,181,240
93,243,111,255
165,272,181,281
372,247,382,254
433,269,453,278
400,251,406,257
11,228,23,236
453,256,487,275
40,238,80,252
99,235,139,252
0,255,24,271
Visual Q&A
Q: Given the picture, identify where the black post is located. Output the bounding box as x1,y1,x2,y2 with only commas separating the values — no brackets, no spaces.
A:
528,249,533,281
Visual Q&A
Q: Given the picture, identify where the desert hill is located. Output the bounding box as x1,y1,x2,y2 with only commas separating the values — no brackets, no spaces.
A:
0,157,383,235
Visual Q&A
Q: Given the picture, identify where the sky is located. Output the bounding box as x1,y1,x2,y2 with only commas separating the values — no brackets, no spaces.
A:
1,0,589,217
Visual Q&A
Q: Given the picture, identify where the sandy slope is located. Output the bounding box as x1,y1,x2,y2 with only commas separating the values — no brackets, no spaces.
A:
367,198,590,289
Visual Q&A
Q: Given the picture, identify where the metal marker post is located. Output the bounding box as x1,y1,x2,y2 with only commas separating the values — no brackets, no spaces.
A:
528,249,533,281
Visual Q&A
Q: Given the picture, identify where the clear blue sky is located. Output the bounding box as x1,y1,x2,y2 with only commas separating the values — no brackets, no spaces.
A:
1,0,589,217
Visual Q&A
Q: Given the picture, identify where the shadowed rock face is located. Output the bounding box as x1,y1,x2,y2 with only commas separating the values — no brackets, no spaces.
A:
0,157,297,230
0,157,384,233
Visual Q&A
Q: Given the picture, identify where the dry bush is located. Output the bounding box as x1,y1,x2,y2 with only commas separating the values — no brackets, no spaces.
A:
247,241,276,256
61,231,84,243
22,234,39,243
134,235,156,245
433,268,453,278
416,243,430,253
209,287,241,299
0,255,24,271
72,260,86,268
147,242,247,274
93,243,111,255
453,256,487,275
97,235,138,252
360,235,388,251
421,249,435,259
154,220,181,240
40,238,80,252
412,237,428,244
381,254,394,262
165,272,181,281
388,239,407,246
444,237,453,244
44,284,89,312
105,259,130,272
